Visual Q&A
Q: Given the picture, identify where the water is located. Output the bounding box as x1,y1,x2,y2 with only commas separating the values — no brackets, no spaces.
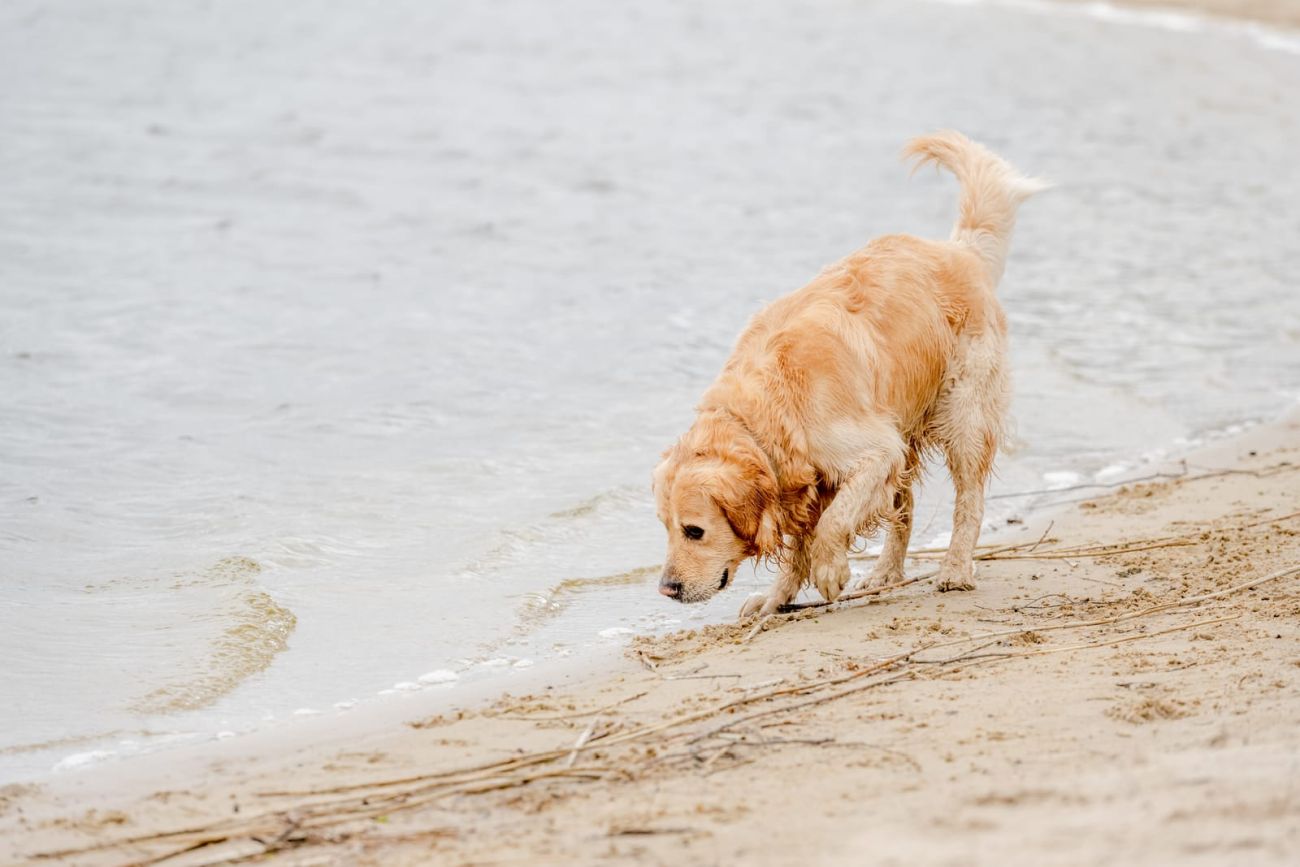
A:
1,0,1297,781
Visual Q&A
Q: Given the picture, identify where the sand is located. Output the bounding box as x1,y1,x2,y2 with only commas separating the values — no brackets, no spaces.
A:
3,411,1297,865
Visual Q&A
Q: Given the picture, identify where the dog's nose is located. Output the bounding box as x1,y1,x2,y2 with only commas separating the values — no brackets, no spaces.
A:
659,580,683,599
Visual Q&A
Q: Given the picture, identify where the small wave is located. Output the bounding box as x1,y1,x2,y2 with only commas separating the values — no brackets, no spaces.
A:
923,0,1300,55
458,485,649,579
546,486,640,520
0,730,127,757
514,565,660,634
129,557,297,714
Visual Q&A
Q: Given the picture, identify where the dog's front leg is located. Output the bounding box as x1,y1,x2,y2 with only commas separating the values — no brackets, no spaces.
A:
739,541,809,619
809,445,905,602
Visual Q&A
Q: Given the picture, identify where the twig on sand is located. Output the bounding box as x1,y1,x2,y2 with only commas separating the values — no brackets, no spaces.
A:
780,574,932,611
743,614,773,642
497,691,648,721
686,668,918,747
699,745,730,773
609,825,697,837
1028,520,1055,553
742,573,933,643
565,716,601,769
1009,593,1073,612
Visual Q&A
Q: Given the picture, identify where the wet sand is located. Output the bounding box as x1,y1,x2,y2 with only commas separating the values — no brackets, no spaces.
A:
4,412,1297,864
1066,0,1300,28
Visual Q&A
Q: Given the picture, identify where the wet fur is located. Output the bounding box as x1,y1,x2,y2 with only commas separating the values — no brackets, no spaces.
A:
653,131,1045,615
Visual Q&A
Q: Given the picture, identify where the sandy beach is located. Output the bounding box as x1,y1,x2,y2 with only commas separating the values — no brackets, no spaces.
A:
4,412,1297,864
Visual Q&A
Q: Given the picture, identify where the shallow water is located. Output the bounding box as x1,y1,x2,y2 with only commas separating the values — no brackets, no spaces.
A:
1,0,1298,781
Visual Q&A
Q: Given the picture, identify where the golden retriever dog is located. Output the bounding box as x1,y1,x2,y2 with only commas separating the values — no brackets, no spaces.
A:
652,131,1044,617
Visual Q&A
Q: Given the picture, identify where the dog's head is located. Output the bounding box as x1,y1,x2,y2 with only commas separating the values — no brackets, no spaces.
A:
652,436,779,604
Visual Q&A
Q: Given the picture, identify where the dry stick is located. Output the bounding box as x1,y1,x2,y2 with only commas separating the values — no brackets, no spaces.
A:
698,745,730,773
257,746,574,798
743,577,935,644
742,574,932,643
849,538,1056,562
1010,592,1073,611
973,524,1058,560
131,835,241,867
742,615,773,642
981,538,1198,561
565,716,600,769
775,572,934,614
130,769,622,867
687,669,918,746
1028,520,1055,553
497,691,648,721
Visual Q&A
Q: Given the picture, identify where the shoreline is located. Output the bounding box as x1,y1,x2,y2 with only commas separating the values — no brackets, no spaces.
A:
4,410,1297,864
1061,0,1300,29
0,406,1284,788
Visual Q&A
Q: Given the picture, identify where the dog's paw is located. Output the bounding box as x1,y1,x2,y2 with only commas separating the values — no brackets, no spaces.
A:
850,563,904,593
810,543,850,602
935,563,976,592
738,592,769,620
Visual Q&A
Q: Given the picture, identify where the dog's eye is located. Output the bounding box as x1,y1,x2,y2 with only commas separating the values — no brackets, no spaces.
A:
683,525,704,541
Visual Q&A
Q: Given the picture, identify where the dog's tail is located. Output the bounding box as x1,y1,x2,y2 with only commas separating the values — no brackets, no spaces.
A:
903,130,1048,284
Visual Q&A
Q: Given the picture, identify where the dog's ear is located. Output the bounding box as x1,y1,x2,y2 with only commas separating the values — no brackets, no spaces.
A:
651,446,679,522
713,448,780,558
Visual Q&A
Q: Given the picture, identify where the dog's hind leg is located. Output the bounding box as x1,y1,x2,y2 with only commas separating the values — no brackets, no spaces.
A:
935,434,995,591
934,335,1007,592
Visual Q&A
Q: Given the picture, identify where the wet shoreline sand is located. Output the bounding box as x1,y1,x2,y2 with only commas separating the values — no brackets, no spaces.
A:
4,412,1297,864
1062,0,1300,29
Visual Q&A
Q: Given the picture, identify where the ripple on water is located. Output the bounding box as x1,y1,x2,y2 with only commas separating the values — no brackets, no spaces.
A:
125,557,297,714
514,565,660,635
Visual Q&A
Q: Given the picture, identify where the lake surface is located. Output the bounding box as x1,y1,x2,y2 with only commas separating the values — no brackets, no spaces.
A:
1,0,1297,781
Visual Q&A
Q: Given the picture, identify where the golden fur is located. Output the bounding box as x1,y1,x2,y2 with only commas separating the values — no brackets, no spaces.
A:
653,131,1045,614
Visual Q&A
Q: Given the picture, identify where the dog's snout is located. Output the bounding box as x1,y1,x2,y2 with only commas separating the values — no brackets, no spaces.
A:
659,578,683,599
